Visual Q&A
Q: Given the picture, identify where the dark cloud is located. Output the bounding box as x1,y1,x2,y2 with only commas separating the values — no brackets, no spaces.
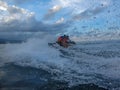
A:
72,6,107,20
108,26,119,30
7,6,25,14
0,17,71,34
0,1,70,34
43,10,56,20
44,12,56,20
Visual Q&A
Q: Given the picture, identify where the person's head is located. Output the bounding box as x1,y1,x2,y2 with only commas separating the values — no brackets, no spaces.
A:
63,35,66,37
63,35,69,39
66,35,69,38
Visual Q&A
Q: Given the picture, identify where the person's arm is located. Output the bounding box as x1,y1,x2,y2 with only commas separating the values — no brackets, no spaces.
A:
67,39,71,43
67,39,76,44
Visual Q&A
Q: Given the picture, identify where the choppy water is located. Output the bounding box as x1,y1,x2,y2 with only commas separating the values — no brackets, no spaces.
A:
0,38,120,90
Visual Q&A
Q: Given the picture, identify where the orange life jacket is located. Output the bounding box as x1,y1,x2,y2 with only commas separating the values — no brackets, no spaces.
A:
62,38,68,43
57,36,68,43
57,36,63,42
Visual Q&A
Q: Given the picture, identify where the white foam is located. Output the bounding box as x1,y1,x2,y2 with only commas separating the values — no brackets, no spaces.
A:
0,36,120,89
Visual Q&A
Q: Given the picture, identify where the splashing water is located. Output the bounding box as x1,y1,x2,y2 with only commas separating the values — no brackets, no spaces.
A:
0,36,120,90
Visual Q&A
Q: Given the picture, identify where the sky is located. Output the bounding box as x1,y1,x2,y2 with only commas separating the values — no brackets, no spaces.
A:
0,0,120,35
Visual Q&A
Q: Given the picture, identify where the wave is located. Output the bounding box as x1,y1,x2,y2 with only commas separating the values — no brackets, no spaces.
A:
0,36,120,89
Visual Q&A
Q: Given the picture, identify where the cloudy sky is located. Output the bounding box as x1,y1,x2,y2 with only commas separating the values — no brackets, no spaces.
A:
0,0,120,34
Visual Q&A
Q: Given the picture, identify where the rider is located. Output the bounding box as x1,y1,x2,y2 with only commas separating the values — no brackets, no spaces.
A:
57,35,70,48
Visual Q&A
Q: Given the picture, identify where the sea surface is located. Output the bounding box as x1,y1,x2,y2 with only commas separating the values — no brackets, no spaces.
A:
0,38,120,90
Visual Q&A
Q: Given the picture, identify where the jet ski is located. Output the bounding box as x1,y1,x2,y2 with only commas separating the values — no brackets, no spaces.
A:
48,35,76,48
48,41,76,48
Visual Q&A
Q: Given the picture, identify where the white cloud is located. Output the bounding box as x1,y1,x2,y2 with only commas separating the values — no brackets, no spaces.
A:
55,17,64,24
0,6,7,11
52,0,81,8
0,1,8,11
51,0,111,19
43,0,111,22
43,5,62,20
0,0,114,34
0,1,35,18
0,1,36,31
52,0,87,13
0,1,70,33
52,5,61,12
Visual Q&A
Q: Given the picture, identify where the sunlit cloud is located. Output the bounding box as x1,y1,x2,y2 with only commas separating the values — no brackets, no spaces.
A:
0,1,7,11
43,5,62,20
0,1,36,31
55,17,64,24
0,0,119,36
50,0,111,21
0,1,70,33
0,1,35,22
52,0,82,8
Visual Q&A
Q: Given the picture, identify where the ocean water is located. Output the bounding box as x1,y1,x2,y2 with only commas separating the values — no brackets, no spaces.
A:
0,37,120,90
